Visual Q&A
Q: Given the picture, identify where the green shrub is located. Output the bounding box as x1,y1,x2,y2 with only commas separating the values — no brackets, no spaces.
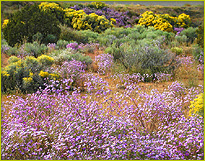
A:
179,27,197,43
192,44,204,61
77,30,99,44
44,34,57,44
59,24,84,43
50,48,92,66
24,42,48,57
5,46,19,56
171,47,183,55
175,35,188,45
99,26,175,48
70,52,92,66
56,39,69,49
101,26,175,78
32,32,43,43
3,4,61,46
50,49,73,65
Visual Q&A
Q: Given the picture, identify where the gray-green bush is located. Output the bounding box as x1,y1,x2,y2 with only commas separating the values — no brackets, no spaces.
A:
179,27,198,43
50,48,92,66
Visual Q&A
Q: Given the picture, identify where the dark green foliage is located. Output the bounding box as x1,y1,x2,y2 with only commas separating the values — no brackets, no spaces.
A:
59,24,84,43
196,24,204,48
32,32,43,43
3,4,61,47
44,34,57,44
59,24,99,44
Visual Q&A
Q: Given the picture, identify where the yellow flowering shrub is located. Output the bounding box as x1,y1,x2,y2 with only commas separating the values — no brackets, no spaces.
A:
139,11,173,32
29,72,34,78
153,17,173,32
39,2,65,23
39,2,63,11
64,8,114,32
38,2,114,32
37,55,54,67
23,77,33,84
88,2,107,9
2,19,9,28
2,55,56,93
139,11,191,32
176,13,191,28
39,71,49,78
189,93,204,117
160,14,176,26
2,71,10,77
49,73,60,80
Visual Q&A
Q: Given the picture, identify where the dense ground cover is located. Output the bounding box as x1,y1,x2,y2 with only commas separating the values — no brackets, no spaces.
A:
1,1,204,160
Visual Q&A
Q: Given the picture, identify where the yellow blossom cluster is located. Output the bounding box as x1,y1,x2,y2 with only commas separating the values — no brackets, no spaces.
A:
23,77,33,84
2,19,9,28
177,13,191,28
89,2,107,9
139,11,191,32
38,2,115,33
2,55,57,92
37,54,54,66
39,2,63,12
2,71,10,77
39,70,49,78
64,8,114,32
49,73,60,80
189,93,204,117
39,71,60,80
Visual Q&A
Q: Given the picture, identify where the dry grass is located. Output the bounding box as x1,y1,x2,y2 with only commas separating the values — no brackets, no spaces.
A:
1,53,9,68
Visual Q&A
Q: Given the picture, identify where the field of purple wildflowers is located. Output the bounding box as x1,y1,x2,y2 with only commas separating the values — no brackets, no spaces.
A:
1,1,204,160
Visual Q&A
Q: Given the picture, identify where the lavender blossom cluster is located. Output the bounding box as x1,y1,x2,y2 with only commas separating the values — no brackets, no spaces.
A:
95,53,114,75
2,80,203,160
71,5,139,27
66,42,83,50
54,60,86,80
112,72,173,87
174,27,184,36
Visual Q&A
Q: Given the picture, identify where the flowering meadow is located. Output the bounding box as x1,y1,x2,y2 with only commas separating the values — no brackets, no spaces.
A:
1,1,204,160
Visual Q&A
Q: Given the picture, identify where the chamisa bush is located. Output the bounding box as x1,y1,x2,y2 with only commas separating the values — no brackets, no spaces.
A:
2,4,61,47
64,8,114,33
138,11,191,32
189,93,204,117
1,55,55,93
